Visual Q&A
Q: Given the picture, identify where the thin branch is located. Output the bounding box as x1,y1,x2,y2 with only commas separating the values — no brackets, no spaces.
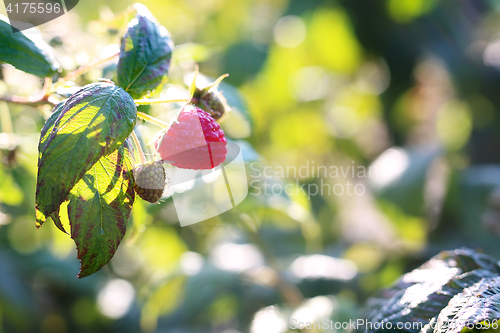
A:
0,77,57,107
131,130,146,164
136,111,169,128
59,51,120,83
188,64,199,99
205,73,229,90
134,98,189,106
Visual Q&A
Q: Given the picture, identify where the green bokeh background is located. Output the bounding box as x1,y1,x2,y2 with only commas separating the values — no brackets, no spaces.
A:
2,0,500,332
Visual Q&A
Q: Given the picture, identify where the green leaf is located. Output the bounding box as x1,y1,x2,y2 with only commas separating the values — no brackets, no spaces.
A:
432,276,500,332
357,248,500,333
36,82,137,226
0,14,59,77
50,209,68,235
68,141,135,278
38,101,65,159
37,100,65,229
117,5,174,99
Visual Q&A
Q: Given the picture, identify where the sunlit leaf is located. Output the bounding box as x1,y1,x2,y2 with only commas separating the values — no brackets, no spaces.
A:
432,276,500,333
117,4,174,99
357,248,500,333
36,82,136,226
68,141,135,278
38,101,64,155
49,201,74,259
50,210,68,234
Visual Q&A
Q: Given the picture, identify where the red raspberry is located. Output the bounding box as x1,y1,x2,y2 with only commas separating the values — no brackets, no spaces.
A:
155,105,227,170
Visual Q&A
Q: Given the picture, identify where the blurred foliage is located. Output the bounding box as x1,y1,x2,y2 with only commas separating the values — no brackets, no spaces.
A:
2,0,500,332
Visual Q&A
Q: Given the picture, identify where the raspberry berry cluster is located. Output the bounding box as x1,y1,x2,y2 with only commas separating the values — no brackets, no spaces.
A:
134,103,228,203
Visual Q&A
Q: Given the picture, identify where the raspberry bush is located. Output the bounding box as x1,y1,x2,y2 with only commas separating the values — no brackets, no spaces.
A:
1,4,239,278
3,1,500,332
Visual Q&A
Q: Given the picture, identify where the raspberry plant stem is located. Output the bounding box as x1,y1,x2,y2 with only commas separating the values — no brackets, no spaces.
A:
57,52,120,85
136,112,170,128
0,77,57,107
134,98,189,106
205,73,229,90
188,64,199,98
131,130,146,164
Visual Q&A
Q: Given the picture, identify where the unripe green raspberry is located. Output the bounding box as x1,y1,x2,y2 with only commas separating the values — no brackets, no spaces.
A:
133,160,168,203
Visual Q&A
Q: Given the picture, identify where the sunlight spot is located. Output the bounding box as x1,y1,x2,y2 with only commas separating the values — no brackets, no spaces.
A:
202,170,219,184
97,279,135,319
210,243,264,273
289,255,357,280
171,179,195,193
273,16,306,48
250,306,287,333
484,38,500,69
291,296,335,323
290,66,328,101
180,251,204,276
369,148,409,188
